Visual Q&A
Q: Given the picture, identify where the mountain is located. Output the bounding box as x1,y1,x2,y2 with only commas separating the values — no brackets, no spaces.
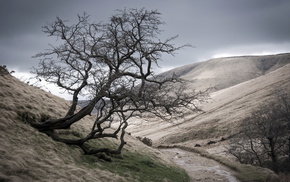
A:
128,53,290,152
0,67,188,182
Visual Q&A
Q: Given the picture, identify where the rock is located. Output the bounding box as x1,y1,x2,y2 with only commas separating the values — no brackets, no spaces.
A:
220,137,226,141
207,141,216,145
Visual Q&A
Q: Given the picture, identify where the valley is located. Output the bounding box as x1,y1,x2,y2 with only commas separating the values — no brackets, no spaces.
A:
128,53,290,181
1,53,290,181
128,53,290,149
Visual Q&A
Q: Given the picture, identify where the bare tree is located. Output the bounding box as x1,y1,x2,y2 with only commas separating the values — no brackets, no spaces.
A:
228,89,290,173
31,8,206,155
228,120,265,167
275,89,290,158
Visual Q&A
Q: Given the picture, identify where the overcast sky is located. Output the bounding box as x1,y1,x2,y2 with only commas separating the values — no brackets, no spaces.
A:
1,0,290,99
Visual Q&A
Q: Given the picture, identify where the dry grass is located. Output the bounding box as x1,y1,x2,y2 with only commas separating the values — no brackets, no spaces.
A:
0,74,124,181
129,61,290,147
0,74,188,182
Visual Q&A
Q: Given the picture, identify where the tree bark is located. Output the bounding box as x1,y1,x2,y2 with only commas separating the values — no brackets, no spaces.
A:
31,97,99,131
268,137,278,173
288,137,290,160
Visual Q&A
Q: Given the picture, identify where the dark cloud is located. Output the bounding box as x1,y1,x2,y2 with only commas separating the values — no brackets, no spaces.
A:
1,0,290,72
0,1,65,38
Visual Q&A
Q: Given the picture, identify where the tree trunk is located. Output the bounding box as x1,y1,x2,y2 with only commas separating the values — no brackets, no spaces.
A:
65,79,88,117
65,95,78,117
268,137,278,173
31,97,100,131
43,130,88,145
288,137,290,160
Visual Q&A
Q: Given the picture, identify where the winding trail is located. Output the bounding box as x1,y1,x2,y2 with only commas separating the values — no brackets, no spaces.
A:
161,148,239,182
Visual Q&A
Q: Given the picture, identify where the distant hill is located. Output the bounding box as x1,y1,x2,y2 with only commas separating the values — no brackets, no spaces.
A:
158,53,290,92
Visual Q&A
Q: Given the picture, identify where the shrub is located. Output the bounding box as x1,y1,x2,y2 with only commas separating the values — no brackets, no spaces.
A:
136,136,153,147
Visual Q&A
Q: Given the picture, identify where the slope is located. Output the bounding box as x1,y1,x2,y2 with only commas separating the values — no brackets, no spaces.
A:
160,62,290,146
0,68,188,182
128,54,290,148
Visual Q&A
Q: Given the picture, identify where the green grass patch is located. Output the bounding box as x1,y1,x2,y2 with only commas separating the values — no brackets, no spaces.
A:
99,151,189,182
77,148,189,182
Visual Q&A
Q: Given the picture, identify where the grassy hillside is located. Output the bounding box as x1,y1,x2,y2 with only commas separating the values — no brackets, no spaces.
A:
0,70,189,182
129,54,290,148
161,63,290,146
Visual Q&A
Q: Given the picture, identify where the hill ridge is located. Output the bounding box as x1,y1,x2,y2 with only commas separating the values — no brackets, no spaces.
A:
158,53,290,92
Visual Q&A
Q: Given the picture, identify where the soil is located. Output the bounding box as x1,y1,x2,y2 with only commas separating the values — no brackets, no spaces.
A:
160,148,239,182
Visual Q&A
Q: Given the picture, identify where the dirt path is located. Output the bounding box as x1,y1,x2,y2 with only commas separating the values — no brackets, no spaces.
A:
161,148,239,182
